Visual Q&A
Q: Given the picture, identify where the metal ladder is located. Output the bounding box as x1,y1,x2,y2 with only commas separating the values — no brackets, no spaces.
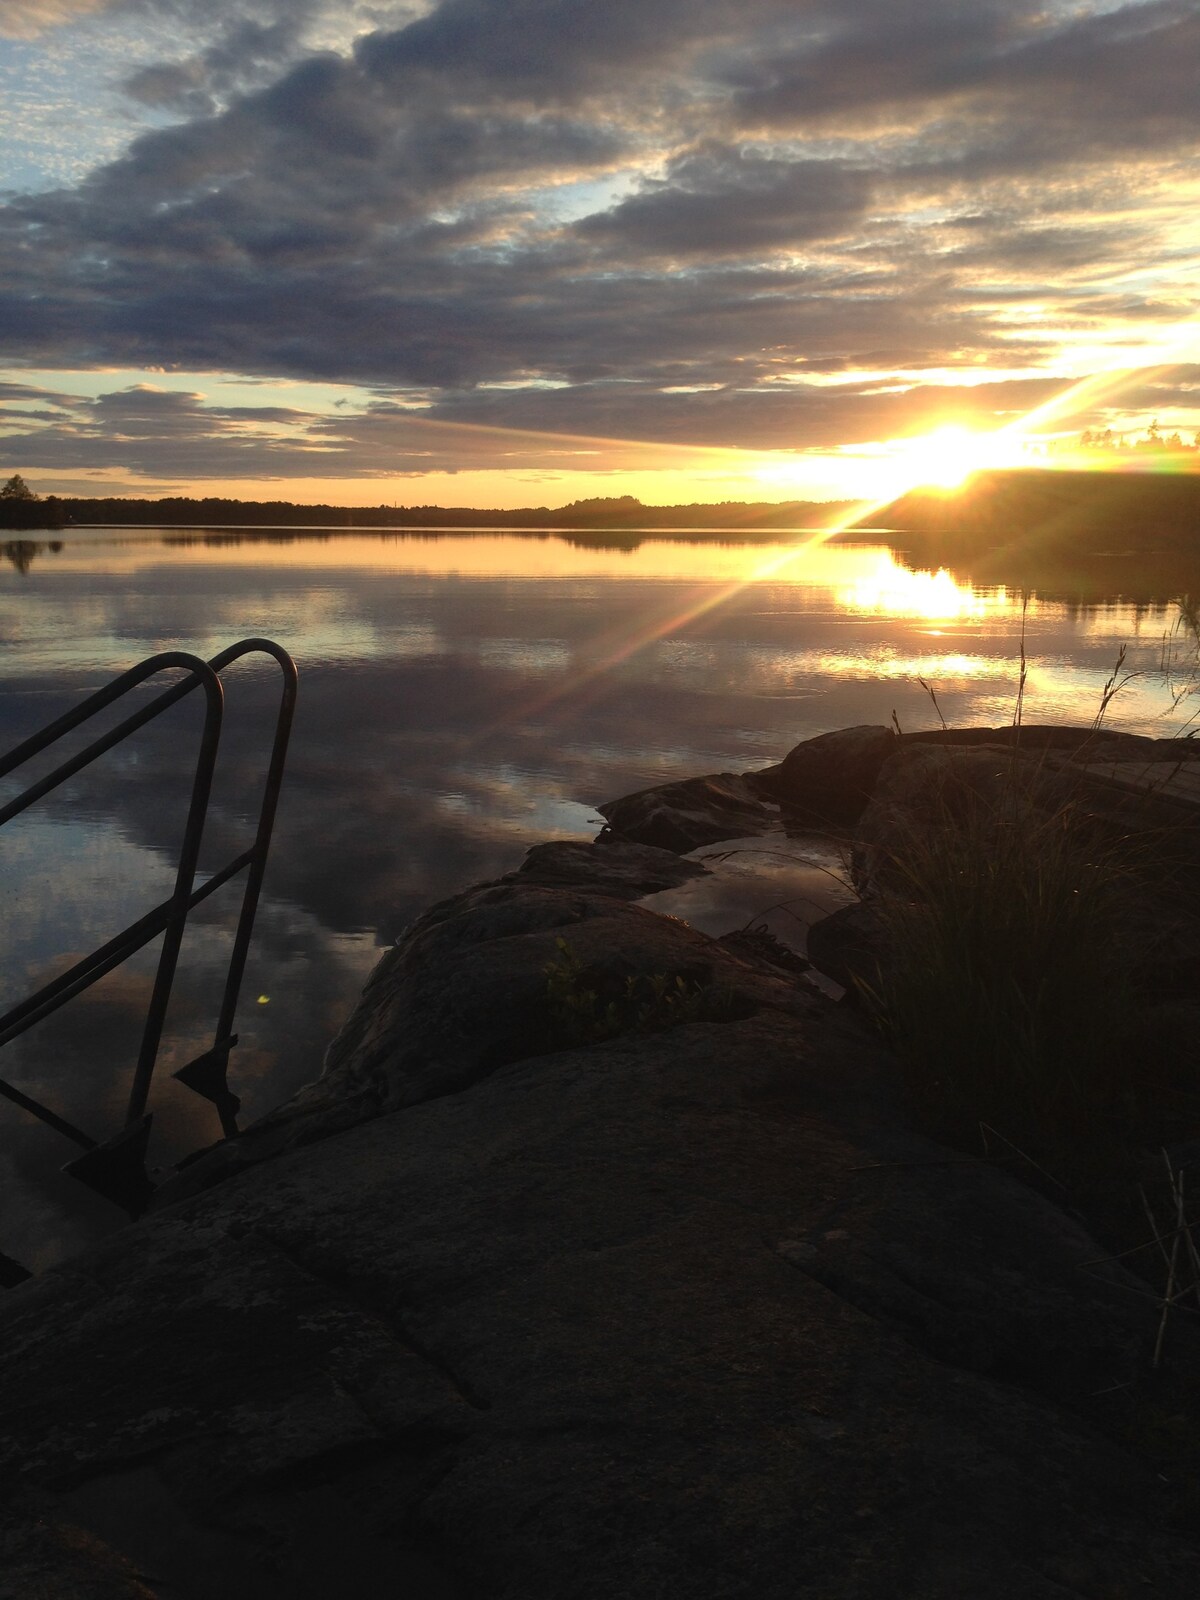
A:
0,639,297,1239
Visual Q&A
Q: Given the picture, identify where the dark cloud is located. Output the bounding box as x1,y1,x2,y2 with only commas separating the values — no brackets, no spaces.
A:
576,146,872,258
0,366,1088,489
729,0,1030,122
2,364,1079,482
424,373,1074,452
733,0,1200,149
2,384,366,478
0,378,83,405
1089,366,1200,416
354,0,796,104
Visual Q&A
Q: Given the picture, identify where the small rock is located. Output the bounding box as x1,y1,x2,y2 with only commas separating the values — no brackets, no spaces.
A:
806,901,887,997
509,838,709,897
597,772,778,852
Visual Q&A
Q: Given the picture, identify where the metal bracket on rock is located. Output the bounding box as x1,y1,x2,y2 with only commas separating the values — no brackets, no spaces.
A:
174,1035,242,1138
62,1115,156,1218
0,1252,32,1289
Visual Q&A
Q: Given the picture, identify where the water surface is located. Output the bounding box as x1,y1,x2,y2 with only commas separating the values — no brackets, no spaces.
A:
1,525,1193,1267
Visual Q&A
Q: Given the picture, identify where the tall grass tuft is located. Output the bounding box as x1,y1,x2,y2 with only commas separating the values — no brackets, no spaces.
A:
858,755,1144,1147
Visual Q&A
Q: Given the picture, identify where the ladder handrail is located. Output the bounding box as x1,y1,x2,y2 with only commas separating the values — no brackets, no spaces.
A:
0,639,297,1220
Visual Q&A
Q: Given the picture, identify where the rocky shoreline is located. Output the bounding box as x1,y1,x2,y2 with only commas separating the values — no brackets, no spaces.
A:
2,724,1199,1597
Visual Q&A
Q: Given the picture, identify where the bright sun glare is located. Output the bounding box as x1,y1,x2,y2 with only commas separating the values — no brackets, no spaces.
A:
892,424,1027,490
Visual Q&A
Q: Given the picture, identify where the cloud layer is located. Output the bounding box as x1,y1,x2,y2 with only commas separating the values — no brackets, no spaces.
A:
2,0,1198,487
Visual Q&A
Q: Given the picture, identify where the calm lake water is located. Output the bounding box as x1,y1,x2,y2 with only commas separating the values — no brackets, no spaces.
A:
1,524,1194,1268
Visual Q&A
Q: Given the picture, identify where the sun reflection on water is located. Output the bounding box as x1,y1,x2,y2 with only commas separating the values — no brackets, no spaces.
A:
835,551,1013,621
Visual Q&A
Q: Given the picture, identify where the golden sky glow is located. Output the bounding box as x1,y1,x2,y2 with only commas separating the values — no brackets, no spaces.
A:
3,3,1199,505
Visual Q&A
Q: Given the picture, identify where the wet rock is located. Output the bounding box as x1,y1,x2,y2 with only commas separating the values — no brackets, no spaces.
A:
507,837,709,897
597,771,777,852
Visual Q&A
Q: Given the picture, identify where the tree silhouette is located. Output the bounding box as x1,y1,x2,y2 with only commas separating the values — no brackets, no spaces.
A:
0,474,64,530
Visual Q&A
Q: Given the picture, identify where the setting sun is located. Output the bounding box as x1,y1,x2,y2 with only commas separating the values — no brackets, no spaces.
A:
890,424,1030,492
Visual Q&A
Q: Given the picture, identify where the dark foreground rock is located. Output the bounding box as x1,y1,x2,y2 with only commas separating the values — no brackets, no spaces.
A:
2,840,1199,1599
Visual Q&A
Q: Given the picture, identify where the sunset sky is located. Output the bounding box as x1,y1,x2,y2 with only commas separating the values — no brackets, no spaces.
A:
2,0,1198,507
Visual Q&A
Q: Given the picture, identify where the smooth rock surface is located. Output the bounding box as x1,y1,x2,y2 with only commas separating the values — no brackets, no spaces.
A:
2,867,1199,1598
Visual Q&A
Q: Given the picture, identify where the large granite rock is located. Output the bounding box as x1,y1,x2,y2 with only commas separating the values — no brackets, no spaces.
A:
752,725,898,824
2,863,1198,1598
751,721,1200,833
897,723,1194,756
315,876,814,1116
831,737,1200,997
152,839,727,1204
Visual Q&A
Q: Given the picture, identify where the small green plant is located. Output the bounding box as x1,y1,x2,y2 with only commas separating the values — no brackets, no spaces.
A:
543,938,735,1047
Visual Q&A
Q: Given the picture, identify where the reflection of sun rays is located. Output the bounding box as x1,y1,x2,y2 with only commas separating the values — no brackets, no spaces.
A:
488,524,882,733
483,462,968,732
482,354,1198,736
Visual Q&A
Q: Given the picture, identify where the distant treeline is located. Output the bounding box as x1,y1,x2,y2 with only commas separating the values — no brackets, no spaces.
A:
56,492,851,531
869,469,1200,548
10,468,1200,550
0,499,65,531
1055,422,1200,458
